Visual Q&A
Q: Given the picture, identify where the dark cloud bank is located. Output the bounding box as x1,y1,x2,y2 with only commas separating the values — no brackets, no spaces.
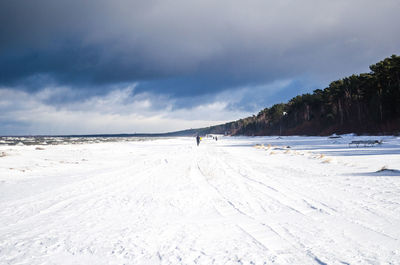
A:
2,0,399,93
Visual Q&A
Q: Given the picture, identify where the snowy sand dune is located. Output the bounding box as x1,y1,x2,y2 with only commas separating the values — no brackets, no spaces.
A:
1,136,400,264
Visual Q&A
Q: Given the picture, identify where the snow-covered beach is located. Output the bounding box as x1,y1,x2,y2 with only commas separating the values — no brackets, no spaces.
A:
1,136,400,264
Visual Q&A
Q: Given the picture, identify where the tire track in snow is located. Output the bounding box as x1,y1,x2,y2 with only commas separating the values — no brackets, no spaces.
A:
0,152,176,264
208,143,400,264
0,156,159,230
194,146,318,264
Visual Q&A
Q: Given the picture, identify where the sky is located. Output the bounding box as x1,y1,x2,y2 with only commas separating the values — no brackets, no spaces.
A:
1,0,399,135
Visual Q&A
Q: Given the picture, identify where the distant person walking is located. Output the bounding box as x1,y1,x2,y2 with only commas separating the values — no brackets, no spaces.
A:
196,135,200,146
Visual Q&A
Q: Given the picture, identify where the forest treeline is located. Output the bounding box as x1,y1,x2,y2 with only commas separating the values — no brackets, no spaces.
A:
197,55,400,136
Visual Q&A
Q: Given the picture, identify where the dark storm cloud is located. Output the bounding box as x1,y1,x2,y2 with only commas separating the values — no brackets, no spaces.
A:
1,0,399,98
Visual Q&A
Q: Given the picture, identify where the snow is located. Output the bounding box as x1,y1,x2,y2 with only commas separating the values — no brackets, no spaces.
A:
0,135,400,264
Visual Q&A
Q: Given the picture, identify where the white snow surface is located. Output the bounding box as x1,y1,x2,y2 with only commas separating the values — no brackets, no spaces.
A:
1,135,400,264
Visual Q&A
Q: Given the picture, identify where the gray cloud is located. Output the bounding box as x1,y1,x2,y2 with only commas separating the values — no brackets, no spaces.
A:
1,0,399,94
1,0,400,134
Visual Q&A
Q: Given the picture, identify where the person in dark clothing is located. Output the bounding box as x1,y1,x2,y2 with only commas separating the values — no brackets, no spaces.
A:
196,135,200,146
